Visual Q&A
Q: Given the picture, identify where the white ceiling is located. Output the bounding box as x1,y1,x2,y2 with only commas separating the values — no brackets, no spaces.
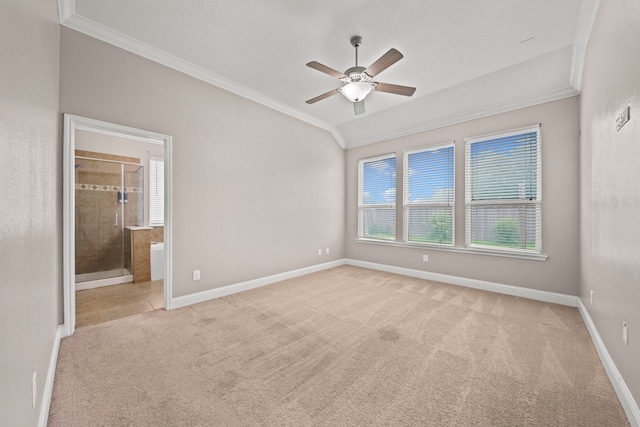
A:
58,0,599,148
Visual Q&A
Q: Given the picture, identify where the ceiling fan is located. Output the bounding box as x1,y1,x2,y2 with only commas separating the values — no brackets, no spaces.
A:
306,36,416,115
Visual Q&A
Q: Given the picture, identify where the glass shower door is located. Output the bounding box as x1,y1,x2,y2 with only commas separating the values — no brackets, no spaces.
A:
123,163,144,228
75,158,125,283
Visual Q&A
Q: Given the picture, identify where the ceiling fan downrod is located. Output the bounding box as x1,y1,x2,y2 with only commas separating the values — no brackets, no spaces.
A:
351,35,363,67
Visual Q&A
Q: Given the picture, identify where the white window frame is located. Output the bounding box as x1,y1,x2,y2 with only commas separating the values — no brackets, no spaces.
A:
357,153,397,241
149,157,164,226
465,124,542,254
403,142,455,246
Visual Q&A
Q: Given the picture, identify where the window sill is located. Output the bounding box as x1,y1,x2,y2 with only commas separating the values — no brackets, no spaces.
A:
354,238,548,261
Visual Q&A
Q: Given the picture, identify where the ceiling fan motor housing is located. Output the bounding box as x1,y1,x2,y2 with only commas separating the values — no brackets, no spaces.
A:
342,66,372,83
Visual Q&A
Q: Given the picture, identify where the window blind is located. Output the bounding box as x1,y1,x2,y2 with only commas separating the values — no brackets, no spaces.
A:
358,154,396,241
403,143,455,245
149,157,164,226
465,125,541,252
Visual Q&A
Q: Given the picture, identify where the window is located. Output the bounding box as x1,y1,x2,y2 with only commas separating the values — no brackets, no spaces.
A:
358,154,396,241
403,143,455,245
465,125,541,253
149,157,164,226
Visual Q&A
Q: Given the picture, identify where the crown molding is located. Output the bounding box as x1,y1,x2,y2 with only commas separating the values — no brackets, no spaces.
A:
57,0,73,22
57,0,582,152
570,0,602,91
57,3,346,148
343,86,579,149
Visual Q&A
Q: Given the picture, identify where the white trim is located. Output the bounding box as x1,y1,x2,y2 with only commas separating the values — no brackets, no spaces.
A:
403,142,456,247
57,0,73,22
463,123,541,143
170,260,346,309
570,0,602,91
50,251,639,426
357,153,397,240
57,1,583,151
402,141,455,155
345,259,577,307
464,125,542,254
344,87,578,149
75,274,134,291
163,137,174,309
63,114,174,334
578,300,640,427
62,115,75,337
38,325,65,427
58,10,345,149
343,259,637,425
354,237,548,262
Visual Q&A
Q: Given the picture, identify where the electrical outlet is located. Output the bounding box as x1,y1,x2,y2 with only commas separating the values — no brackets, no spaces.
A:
623,322,629,346
325,248,330,255
616,106,630,131
32,372,37,408
318,249,322,256
192,270,200,280
590,290,594,304
423,254,429,263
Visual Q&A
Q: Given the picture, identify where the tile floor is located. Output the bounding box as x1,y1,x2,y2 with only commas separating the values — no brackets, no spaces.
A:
75,280,164,328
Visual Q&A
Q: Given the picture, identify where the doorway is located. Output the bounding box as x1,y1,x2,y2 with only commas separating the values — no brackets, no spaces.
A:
63,114,173,336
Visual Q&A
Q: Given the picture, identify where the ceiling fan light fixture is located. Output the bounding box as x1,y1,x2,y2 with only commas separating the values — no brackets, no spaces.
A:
341,81,372,102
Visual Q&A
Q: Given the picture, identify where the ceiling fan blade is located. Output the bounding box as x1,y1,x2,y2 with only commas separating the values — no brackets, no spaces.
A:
364,48,403,77
306,61,346,79
306,89,340,104
374,82,416,97
354,100,365,115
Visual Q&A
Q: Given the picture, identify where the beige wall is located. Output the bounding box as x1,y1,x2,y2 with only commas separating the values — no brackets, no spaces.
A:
346,97,580,295
0,0,61,425
580,0,640,412
60,28,345,297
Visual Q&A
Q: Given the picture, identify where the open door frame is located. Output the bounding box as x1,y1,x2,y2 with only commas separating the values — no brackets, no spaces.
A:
62,114,173,337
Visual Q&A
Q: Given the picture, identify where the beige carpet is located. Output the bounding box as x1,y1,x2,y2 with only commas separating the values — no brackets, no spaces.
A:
48,266,629,426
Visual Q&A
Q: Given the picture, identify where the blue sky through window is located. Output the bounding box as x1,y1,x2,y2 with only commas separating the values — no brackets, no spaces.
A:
407,147,454,203
362,157,396,205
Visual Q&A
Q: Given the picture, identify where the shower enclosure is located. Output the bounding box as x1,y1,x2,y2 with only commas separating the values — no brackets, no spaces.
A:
75,157,144,285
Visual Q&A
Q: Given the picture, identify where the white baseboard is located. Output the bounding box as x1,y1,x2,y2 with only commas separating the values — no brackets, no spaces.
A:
171,257,578,311
345,259,637,426
49,258,639,426
39,324,65,427
578,300,640,427
345,259,579,307
170,259,346,309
